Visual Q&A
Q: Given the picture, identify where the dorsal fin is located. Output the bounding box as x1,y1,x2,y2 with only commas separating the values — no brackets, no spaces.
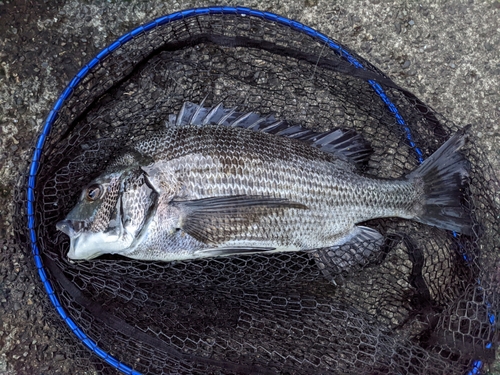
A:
168,102,373,167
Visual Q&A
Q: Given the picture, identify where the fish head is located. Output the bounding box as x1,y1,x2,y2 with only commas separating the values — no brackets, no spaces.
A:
57,156,158,261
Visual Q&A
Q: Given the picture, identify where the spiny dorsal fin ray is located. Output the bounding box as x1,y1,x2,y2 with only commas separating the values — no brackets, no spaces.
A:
168,101,373,167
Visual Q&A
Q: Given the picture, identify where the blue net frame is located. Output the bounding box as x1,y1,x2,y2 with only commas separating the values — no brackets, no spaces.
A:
24,6,494,374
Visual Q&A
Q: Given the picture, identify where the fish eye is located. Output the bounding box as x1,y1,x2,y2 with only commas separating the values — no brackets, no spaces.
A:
85,184,103,201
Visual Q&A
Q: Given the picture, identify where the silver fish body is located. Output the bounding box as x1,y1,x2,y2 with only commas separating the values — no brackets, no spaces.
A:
57,102,472,269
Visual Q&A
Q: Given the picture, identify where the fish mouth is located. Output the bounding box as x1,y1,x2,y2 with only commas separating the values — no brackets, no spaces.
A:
56,219,101,260
65,234,105,261
56,219,85,238
57,220,131,261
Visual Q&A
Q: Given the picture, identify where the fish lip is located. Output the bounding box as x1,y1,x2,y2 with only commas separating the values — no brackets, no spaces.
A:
56,220,97,260
65,228,129,261
56,219,86,239
66,235,100,261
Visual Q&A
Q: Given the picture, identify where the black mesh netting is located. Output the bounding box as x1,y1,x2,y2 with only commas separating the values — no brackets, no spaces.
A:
14,10,499,375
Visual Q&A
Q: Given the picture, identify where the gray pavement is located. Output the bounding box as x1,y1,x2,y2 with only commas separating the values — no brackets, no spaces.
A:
0,0,499,374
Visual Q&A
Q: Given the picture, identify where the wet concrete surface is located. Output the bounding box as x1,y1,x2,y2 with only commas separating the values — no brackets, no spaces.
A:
0,0,499,374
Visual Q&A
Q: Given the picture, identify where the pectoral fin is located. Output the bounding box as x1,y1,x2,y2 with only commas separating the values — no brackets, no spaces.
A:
171,195,307,245
310,225,385,280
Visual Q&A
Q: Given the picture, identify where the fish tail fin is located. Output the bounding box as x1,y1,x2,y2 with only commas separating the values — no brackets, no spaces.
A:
408,125,473,235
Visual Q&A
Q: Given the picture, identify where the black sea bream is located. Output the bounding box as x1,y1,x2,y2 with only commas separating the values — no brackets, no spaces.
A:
57,102,472,270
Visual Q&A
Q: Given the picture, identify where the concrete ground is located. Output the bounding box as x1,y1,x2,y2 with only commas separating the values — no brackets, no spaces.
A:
0,0,499,374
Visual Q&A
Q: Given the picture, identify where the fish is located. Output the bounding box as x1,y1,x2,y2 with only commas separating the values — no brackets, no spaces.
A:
56,101,472,272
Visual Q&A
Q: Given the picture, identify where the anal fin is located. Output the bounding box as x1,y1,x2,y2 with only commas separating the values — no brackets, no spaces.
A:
310,226,385,281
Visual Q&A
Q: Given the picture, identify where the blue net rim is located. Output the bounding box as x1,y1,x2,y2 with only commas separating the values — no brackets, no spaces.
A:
24,6,484,375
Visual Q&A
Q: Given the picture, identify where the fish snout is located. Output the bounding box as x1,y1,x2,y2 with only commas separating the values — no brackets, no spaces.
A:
56,220,84,238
